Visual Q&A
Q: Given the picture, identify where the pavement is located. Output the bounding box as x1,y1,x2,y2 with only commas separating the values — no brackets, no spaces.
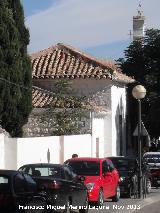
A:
135,200,160,213
89,188,160,213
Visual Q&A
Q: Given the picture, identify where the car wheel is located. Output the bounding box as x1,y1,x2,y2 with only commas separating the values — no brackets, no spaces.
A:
146,179,151,194
112,185,120,202
79,195,89,213
96,189,104,206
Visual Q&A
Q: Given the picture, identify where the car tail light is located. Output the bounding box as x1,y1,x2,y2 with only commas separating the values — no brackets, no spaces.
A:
152,170,160,176
0,194,4,205
49,181,60,189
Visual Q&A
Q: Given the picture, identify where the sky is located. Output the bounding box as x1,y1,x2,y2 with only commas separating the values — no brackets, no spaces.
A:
22,0,160,60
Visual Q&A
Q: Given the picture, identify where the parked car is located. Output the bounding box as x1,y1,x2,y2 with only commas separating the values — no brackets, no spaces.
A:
0,170,46,213
64,157,120,206
18,163,88,213
143,152,160,187
108,156,151,197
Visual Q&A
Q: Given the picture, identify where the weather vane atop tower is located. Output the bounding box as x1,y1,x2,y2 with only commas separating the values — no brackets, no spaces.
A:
137,0,143,16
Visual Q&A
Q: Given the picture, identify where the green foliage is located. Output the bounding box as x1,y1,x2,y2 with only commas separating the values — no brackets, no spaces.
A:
45,108,88,136
118,28,160,139
0,0,32,136
41,80,89,136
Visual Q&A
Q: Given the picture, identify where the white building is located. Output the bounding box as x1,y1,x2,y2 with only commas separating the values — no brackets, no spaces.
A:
24,43,134,157
0,43,135,170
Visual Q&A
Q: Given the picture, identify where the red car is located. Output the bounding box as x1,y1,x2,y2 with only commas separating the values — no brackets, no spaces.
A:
65,157,120,206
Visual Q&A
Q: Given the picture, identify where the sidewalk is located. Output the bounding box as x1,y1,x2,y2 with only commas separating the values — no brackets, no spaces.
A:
132,192,160,212
134,200,160,213
109,188,160,213
89,188,160,213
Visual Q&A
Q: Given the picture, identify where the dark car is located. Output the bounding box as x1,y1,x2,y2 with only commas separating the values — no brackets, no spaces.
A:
18,163,88,213
108,157,151,198
64,157,120,206
143,152,160,187
0,170,45,213
107,157,139,198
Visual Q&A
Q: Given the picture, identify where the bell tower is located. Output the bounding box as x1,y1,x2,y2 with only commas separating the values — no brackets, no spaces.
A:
133,1,145,41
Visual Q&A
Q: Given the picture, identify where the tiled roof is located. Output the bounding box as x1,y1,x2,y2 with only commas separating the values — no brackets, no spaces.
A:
32,86,108,112
31,43,134,83
32,86,55,108
32,86,87,108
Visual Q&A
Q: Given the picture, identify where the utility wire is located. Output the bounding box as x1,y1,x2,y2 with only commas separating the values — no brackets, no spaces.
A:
0,77,31,91
1,76,160,102
0,77,57,96
0,77,84,98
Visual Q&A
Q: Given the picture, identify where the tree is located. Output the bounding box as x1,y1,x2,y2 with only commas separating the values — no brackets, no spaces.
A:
118,29,160,139
0,0,32,136
40,79,89,136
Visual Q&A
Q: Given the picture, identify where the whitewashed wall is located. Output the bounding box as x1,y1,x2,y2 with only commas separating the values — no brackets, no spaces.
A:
63,134,91,160
91,116,105,157
0,134,92,170
17,136,60,168
4,135,17,169
111,85,127,156
0,134,5,168
104,113,112,157
90,85,127,158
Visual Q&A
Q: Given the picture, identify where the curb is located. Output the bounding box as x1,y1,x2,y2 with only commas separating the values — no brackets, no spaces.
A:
131,195,160,212
108,193,160,213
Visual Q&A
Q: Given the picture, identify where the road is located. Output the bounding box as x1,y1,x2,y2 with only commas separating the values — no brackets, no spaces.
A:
88,188,160,213
136,201,160,213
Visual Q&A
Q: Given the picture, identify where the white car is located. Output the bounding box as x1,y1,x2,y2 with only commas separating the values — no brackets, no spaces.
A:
143,152,160,168
143,152,160,187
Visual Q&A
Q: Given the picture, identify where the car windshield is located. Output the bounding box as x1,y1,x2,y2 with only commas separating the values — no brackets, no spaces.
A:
19,165,62,177
67,161,100,176
111,159,136,171
0,176,9,193
143,154,160,163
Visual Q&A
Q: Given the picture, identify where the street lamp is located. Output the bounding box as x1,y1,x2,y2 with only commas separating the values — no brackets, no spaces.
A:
132,85,146,199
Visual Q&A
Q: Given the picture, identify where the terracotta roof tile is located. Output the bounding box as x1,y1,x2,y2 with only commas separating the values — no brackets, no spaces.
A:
31,43,134,83
32,86,88,109
32,86,109,112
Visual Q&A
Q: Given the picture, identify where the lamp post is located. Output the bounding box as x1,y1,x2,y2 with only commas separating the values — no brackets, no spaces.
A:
132,85,146,199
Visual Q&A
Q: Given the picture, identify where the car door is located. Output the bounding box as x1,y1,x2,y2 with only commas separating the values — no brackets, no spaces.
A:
70,168,87,206
63,166,86,207
23,174,37,195
13,173,29,207
0,175,11,210
102,160,113,198
107,160,119,195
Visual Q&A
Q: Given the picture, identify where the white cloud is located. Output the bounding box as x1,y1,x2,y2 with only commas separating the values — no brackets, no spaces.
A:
26,0,160,53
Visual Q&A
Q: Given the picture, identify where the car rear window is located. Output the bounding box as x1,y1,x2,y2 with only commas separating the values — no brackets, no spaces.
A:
110,159,136,171
0,176,9,193
143,154,160,163
66,161,100,176
19,165,62,178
